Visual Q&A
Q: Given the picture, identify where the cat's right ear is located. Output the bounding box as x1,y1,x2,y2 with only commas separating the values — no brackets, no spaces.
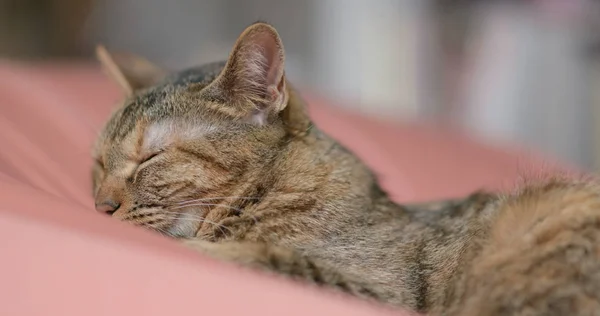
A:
95,45,166,96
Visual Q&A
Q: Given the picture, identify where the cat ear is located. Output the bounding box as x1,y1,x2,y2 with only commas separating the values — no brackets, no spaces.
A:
210,22,288,125
95,45,166,96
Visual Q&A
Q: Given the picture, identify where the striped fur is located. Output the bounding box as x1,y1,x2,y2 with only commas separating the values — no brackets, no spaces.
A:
93,22,600,315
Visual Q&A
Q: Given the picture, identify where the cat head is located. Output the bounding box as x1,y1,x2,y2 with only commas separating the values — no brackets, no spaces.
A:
93,22,311,238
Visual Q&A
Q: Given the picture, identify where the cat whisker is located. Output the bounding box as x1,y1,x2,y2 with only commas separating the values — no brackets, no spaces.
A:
176,196,261,205
144,221,173,237
175,194,305,208
169,202,243,213
169,202,259,225
158,212,214,221
175,196,263,222
158,212,233,236
153,226,172,237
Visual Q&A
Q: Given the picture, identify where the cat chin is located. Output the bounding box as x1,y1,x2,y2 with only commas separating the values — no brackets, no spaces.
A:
165,212,201,239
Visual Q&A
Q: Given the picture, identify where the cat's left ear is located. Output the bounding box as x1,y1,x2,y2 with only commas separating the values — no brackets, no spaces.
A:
96,45,167,97
208,22,288,125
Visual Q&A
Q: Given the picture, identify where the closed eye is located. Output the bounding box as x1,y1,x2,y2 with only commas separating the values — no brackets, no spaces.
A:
141,151,162,164
130,151,164,183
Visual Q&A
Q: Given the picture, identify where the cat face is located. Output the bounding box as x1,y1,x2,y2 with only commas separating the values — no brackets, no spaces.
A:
93,22,306,238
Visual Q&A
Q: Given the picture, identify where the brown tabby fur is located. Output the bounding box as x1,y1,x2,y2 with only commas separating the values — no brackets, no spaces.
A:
92,22,600,315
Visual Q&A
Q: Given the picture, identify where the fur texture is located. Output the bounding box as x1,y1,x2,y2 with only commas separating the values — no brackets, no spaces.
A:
93,22,600,315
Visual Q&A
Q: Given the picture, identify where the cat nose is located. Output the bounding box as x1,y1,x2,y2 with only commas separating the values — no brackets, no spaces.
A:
95,180,124,215
95,199,121,215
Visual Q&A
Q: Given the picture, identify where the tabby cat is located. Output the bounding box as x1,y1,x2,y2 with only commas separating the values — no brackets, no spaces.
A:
92,22,600,315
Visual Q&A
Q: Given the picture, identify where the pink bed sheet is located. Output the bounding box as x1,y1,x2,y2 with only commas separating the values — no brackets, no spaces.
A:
0,61,566,316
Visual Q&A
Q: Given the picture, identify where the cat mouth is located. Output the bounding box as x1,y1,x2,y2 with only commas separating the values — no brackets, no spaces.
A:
124,198,243,238
116,204,207,238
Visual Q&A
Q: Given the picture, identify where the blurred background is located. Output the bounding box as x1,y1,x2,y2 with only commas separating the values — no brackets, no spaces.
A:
1,0,599,171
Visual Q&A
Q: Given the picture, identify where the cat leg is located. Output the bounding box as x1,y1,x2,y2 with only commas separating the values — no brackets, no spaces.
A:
181,239,397,305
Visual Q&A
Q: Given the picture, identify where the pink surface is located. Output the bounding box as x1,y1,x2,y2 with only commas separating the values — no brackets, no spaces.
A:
0,62,566,316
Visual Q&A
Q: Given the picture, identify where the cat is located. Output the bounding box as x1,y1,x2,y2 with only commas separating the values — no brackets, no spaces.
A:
93,22,600,315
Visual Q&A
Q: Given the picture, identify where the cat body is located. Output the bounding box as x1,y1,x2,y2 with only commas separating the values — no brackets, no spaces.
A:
93,23,600,315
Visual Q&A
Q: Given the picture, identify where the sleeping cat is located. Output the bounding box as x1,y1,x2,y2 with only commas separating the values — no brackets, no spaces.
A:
92,22,600,315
